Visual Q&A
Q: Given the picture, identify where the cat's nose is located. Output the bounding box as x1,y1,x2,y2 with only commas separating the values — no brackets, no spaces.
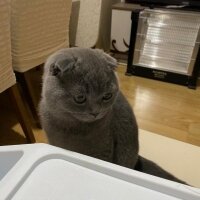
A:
90,112,99,118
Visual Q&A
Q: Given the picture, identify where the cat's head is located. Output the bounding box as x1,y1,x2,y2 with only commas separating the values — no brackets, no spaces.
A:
42,48,119,122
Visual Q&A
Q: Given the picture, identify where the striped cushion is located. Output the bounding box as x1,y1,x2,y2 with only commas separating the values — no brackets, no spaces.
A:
11,0,72,72
0,0,16,93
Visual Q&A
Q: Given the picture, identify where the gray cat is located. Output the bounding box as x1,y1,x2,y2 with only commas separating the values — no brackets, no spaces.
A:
39,47,186,184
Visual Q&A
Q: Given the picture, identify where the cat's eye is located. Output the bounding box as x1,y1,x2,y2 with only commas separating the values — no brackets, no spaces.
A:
74,94,86,104
103,93,112,101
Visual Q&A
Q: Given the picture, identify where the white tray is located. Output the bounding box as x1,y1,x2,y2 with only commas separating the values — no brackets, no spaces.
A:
0,144,199,200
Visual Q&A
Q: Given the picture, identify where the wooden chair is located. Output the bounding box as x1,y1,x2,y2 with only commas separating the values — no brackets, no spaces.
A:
10,0,72,122
0,0,35,143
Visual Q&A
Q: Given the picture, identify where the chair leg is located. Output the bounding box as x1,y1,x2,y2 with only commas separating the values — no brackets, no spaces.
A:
15,71,41,127
8,84,36,143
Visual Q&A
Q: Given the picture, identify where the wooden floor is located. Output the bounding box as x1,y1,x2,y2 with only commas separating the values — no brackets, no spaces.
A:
118,65,200,147
0,65,200,146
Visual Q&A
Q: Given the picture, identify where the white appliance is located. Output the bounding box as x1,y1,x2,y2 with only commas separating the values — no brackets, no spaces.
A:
0,144,200,200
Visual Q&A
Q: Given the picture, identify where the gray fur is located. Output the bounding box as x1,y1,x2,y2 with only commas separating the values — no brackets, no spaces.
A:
39,48,186,184
39,47,139,167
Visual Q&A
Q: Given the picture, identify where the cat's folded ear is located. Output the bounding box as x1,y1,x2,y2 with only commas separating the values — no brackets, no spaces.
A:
104,53,118,70
49,55,81,76
95,49,118,70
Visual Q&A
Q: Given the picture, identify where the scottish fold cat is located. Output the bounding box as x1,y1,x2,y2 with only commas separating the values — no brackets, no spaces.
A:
39,48,186,184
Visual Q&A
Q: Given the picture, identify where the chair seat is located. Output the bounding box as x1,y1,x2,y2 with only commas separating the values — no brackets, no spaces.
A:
11,0,72,72
69,0,113,50
0,0,16,93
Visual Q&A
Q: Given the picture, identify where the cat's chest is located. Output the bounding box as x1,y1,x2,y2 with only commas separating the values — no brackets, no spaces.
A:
62,123,113,162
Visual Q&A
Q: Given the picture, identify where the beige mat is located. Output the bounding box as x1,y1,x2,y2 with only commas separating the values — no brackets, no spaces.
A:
139,129,200,188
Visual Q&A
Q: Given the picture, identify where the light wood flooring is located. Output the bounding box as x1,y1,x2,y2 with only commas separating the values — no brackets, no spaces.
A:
0,65,200,146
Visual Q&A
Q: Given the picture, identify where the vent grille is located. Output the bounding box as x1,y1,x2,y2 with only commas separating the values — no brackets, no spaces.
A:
134,10,200,75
